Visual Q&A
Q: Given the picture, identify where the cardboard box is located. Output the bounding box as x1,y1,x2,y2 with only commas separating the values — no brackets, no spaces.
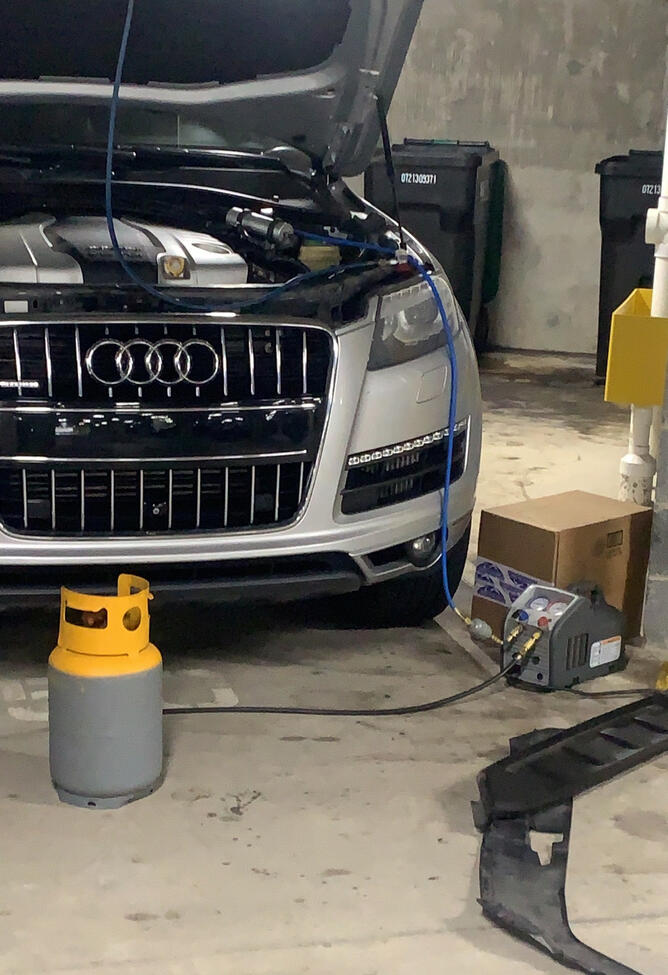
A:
472,491,652,639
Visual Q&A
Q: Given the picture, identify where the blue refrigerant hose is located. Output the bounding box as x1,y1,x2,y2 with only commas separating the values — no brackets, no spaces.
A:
295,234,461,615
407,257,460,614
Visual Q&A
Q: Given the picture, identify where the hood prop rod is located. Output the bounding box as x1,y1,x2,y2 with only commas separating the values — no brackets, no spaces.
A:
375,93,406,249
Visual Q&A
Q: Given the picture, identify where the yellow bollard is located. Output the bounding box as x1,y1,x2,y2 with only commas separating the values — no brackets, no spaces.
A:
48,575,163,809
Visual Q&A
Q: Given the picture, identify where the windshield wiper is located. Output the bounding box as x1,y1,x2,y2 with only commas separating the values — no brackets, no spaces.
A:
0,143,297,174
0,144,135,167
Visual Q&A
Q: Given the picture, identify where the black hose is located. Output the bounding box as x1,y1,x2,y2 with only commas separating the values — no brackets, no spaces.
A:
566,686,657,699
163,661,516,718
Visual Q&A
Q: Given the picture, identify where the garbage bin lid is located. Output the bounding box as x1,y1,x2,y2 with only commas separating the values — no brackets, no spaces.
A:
595,150,663,178
387,139,499,168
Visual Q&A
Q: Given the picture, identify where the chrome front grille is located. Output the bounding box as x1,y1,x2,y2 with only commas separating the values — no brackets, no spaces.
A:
0,317,334,536
0,462,312,535
0,319,331,405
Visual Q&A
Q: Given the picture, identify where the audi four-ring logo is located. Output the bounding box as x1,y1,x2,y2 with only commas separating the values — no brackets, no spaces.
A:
85,338,221,386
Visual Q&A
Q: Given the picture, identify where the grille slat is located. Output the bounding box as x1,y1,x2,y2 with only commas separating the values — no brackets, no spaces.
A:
21,468,28,528
224,467,229,528
168,469,174,530
0,462,313,536
74,326,83,398
139,470,145,530
50,469,56,531
250,465,256,526
276,329,282,396
220,327,228,397
44,327,53,398
80,470,85,531
302,331,308,395
12,328,22,398
195,468,202,529
274,464,281,522
247,328,256,397
0,331,15,392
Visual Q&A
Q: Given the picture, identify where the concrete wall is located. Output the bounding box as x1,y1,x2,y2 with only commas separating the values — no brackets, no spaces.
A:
388,0,668,353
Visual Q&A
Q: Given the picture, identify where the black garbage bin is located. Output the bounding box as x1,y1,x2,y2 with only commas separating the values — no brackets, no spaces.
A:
595,150,662,380
364,139,503,351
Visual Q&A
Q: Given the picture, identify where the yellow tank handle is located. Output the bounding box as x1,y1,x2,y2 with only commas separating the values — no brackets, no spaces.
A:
50,575,161,676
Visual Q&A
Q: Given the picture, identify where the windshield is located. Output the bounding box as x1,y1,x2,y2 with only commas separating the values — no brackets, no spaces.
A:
2,0,351,85
0,104,289,152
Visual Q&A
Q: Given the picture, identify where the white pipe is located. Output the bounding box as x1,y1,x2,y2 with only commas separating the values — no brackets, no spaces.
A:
650,404,662,466
651,242,668,317
648,111,668,316
620,405,655,505
649,241,668,478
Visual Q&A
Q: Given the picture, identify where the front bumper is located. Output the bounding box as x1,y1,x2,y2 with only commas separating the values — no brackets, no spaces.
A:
0,315,481,599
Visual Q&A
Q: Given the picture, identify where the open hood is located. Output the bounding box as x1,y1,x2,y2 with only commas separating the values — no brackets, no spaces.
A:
0,0,423,177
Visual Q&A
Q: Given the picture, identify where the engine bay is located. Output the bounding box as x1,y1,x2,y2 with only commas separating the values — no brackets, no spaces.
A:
0,184,409,322
0,142,414,320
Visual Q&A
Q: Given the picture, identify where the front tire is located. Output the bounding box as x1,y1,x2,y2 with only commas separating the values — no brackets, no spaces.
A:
339,524,471,628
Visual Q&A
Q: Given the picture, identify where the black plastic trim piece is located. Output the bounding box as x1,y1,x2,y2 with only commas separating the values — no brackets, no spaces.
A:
475,694,668,825
473,703,668,975
478,798,639,975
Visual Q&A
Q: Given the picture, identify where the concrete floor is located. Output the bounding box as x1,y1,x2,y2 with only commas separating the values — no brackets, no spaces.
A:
1,353,667,975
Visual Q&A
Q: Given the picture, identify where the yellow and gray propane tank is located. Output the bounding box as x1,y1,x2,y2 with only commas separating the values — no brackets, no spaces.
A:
48,575,163,809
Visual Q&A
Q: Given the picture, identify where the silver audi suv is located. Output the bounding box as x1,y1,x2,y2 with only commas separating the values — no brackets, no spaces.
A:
0,0,481,626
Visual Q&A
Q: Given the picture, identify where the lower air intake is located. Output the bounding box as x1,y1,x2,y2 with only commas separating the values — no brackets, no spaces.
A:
0,462,312,536
341,428,467,515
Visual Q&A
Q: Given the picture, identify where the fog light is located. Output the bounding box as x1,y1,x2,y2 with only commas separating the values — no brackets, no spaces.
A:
406,532,438,566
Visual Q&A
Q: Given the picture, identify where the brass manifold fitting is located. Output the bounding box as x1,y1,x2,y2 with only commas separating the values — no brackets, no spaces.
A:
511,629,543,662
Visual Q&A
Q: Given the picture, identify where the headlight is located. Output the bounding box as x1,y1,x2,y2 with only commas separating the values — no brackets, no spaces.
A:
368,275,462,370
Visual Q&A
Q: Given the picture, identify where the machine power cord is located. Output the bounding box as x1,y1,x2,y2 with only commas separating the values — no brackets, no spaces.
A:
163,660,517,718
566,686,657,699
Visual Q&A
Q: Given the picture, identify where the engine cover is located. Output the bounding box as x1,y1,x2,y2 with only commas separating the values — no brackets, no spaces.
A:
0,214,248,287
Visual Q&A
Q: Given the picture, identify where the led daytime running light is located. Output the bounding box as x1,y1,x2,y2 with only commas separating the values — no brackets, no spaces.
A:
347,421,467,468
